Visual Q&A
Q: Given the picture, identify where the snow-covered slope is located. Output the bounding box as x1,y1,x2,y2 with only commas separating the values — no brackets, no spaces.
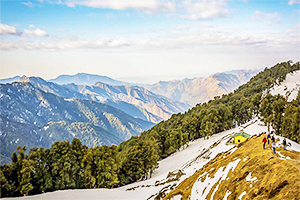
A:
269,70,300,101
7,118,299,200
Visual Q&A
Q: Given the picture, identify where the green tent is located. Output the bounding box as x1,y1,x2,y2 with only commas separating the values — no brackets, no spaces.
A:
232,131,251,138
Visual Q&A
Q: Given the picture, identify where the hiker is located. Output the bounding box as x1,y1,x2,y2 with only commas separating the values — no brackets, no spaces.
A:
262,136,267,149
271,135,275,143
271,141,276,153
283,138,287,150
267,133,271,145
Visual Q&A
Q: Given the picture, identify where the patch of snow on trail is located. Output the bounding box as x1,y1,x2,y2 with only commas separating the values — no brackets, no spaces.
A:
170,195,181,200
224,190,232,200
277,151,291,160
246,172,257,184
269,70,300,102
191,158,241,200
275,136,300,153
242,118,269,136
238,191,246,200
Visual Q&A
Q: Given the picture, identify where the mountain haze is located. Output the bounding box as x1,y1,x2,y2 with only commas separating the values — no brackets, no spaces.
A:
49,73,131,86
16,76,188,123
64,82,190,122
0,76,21,84
145,69,260,106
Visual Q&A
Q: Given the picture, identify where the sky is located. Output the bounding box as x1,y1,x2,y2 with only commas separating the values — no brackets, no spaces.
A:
0,0,299,84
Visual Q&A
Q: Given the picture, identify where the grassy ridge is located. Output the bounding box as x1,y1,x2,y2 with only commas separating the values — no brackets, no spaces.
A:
164,135,300,200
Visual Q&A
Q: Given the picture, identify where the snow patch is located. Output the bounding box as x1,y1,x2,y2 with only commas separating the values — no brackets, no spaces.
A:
64,98,73,102
277,151,291,160
238,191,246,200
39,100,49,108
191,158,241,200
224,190,232,200
269,70,300,102
246,172,257,183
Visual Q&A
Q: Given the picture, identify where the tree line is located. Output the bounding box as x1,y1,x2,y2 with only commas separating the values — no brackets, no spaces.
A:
1,61,299,197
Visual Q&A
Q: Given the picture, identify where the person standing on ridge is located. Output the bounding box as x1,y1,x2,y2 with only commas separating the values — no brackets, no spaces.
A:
262,136,267,149
283,138,287,150
271,141,276,153
267,133,271,145
271,135,275,143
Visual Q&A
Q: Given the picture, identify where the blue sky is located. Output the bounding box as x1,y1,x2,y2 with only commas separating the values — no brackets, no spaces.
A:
1,0,299,83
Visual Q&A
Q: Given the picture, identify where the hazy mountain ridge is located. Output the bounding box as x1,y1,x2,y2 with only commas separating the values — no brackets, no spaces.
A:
17,76,182,123
64,82,190,122
0,76,21,84
0,69,260,109
0,82,154,164
145,69,260,106
49,73,131,86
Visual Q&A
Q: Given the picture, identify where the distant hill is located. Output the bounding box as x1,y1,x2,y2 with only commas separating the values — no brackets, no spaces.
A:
16,76,188,123
145,69,260,106
0,81,154,164
64,82,190,123
49,73,131,86
0,76,20,84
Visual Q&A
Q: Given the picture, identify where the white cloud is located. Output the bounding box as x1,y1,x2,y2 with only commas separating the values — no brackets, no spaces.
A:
22,1,34,7
252,10,280,25
62,0,176,13
0,23,22,36
0,38,129,51
1,28,299,51
23,28,49,37
181,0,229,20
295,24,300,28
29,24,36,28
243,0,250,3
288,0,300,5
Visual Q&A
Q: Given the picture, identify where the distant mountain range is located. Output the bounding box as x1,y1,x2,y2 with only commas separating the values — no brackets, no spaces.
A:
49,73,131,86
0,76,21,84
0,69,260,164
17,76,188,123
0,81,154,164
1,69,261,107
144,70,260,106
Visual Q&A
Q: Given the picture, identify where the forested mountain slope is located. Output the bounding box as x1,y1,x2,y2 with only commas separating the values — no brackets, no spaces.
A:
0,82,154,164
0,61,299,198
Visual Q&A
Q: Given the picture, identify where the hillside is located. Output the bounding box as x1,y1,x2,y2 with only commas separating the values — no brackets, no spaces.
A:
64,82,189,122
166,133,300,200
3,118,299,200
16,76,188,123
0,82,154,164
145,69,259,106
0,76,21,84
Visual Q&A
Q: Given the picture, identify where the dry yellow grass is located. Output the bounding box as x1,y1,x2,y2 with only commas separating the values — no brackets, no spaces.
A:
163,135,300,200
